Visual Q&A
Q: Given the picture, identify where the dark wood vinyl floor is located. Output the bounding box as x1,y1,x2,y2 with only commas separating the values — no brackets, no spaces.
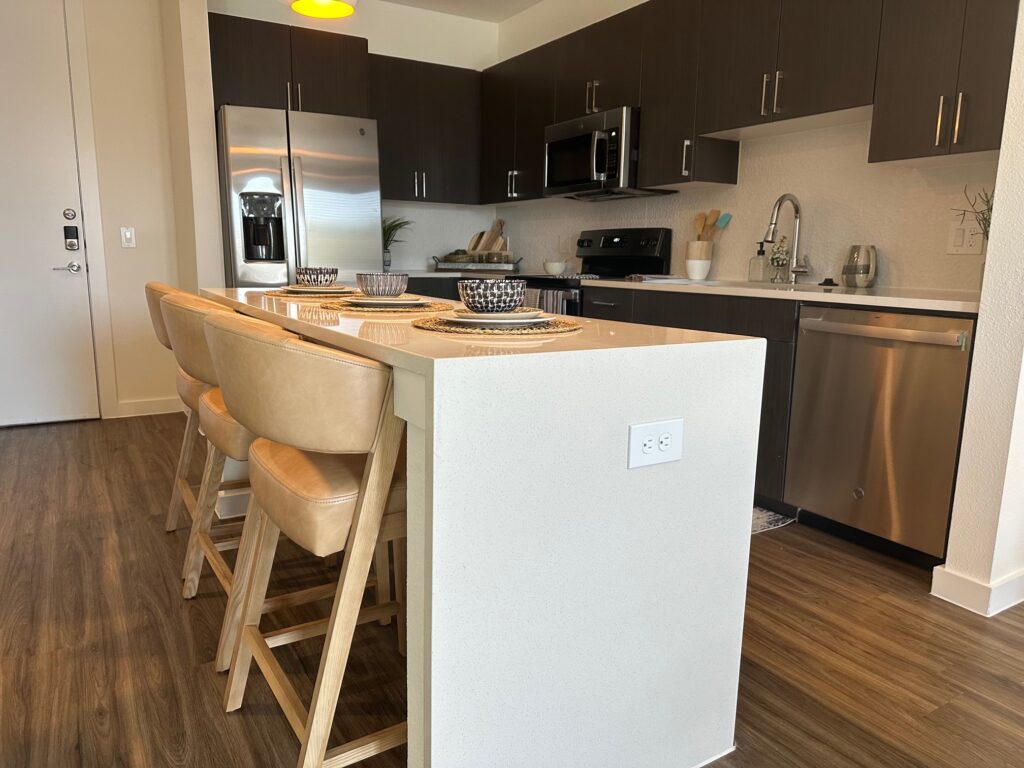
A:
1,414,1023,767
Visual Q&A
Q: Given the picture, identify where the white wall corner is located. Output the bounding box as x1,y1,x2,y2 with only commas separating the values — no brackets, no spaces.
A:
932,564,1024,617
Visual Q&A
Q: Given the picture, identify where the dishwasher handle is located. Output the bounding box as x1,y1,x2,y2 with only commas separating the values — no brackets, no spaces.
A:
800,317,967,349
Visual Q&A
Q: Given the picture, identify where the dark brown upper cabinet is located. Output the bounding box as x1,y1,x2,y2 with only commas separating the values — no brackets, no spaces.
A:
288,27,369,117
696,0,883,135
209,13,369,117
209,13,292,111
370,55,480,205
869,0,1017,162
479,44,556,205
637,0,739,188
552,6,644,123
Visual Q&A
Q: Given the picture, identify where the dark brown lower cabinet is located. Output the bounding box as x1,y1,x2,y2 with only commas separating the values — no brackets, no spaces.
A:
632,290,799,502
407,277,461,301
581,287,636,322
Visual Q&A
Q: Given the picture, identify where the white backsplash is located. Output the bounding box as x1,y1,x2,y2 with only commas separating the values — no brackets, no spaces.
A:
501,120,998,290
381,201,498,272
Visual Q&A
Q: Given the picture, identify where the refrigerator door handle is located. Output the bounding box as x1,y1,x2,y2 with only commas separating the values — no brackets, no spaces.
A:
292,155,309,268
280,156,299,281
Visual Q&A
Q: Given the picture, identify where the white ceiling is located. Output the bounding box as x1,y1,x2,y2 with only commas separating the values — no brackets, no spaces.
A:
380,0,545,22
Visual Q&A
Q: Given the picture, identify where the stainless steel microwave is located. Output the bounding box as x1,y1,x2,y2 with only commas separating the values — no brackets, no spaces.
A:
543,107,667,201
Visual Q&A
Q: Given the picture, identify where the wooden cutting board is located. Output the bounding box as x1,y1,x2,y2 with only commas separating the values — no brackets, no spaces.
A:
477,219,505,252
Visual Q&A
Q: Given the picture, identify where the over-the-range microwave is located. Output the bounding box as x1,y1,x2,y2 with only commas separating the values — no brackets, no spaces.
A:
543,106,671,201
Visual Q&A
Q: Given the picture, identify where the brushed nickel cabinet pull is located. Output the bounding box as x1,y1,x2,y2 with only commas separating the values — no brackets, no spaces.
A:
592,80,600,113
586,81,593,114
422,171,427,199
953,92,964,145
297,82,303,112
287,81,292,111
935,95,946,147
681,139,691,177
414,171,419,198
773,71,783,114
761,73,771,117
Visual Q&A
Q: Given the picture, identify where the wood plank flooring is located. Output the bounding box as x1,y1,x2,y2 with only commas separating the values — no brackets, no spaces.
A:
1,414,1022,767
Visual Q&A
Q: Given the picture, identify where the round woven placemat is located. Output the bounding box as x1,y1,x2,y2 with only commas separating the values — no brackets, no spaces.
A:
320,300,453,314
412,316,582,336
265,289,355,301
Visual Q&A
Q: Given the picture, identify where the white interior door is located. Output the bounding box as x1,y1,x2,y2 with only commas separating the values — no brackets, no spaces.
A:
0,0,100,425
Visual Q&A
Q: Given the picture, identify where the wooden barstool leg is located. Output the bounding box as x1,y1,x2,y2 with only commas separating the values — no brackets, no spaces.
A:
182,444,227,597
297,393,405,768
215,495,261,672
165,408,200,532
393,537,407,658
374,541,392,626
224,511,281,712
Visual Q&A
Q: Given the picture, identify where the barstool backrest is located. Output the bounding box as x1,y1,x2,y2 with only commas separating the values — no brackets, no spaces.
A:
145,281,177,350
205,312,391,455
160,293,233,386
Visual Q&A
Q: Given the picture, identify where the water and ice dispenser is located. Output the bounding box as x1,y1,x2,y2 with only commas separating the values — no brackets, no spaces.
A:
239,192,285,263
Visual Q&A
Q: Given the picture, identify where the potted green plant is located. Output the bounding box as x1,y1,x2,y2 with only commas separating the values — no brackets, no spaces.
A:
953,186,994,250
381,216,413,272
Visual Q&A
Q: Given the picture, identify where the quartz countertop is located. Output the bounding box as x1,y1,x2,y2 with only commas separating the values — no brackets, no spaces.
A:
585,279,980,314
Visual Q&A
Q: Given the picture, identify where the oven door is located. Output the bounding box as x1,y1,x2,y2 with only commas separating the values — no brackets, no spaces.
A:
544,111,620,198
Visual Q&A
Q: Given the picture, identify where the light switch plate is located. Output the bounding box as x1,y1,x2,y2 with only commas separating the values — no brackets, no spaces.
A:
120,226,136,249
628,418,684,469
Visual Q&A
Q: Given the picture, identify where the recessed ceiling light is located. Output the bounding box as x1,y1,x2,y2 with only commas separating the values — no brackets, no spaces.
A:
290,0,356,19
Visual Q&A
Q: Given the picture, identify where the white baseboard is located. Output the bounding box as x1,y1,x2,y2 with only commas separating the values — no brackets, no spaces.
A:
931,564,1024,617
106,396,183,419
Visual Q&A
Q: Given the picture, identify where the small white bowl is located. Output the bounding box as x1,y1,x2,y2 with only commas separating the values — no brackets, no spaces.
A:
544,261,568,276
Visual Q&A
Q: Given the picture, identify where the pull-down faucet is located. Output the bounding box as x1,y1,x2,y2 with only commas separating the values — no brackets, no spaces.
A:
764,193,809,284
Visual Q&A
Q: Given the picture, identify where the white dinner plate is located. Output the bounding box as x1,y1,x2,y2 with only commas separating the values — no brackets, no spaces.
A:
453,307,544,320
344,296,433,308
284,284,354,294
444,314,554,329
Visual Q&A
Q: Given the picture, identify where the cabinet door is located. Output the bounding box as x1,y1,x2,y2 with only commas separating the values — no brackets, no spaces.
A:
407,277,460,301
695,0,782,135
582,287,635,322
369,55,421,202
418,63,481,205
756,342,795,502
209,13,292,111
951,0,1019,154
289,27,369,118
513,44,557,201
774,0,882,121
552,8,643,123
480,59,518,205
633,292,798,343
868,0,967,163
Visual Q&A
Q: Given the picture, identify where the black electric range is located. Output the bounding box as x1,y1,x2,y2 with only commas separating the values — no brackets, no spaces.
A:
519,228,672,314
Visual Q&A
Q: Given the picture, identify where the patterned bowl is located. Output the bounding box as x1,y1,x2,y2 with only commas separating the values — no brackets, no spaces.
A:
458,279,526,313
295,267,338,286
356,272,409,297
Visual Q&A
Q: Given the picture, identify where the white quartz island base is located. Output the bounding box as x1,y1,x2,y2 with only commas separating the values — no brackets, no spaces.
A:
202,289,766,768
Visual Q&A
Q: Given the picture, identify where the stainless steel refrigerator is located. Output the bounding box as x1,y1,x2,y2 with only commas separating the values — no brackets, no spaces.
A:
217,105,384,287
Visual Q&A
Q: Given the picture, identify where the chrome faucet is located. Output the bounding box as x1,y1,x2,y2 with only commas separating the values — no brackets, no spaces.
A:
764,193,809,284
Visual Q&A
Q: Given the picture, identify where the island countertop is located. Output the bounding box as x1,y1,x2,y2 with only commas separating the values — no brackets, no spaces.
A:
201,287,765,768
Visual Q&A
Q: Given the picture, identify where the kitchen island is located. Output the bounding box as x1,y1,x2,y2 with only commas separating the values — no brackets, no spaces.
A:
203,288,766,768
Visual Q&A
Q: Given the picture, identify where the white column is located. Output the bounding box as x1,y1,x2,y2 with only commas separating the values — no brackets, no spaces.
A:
932,6,1024,616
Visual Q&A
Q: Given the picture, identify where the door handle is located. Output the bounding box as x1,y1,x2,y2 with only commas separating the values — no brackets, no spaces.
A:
287,81,292,111
953,92,964,145
293,156,308,266
590,130,609,182
280,157,298,278
591,80,600,113
681,139,692,178
772,71,783,114
422,171,427,199
935,95,946,147
414,171,419,198
53,261,82,274
506,170,512,198
760,73,771,117
297,82,303,112
590,300,617,307
801,318,967,348
585,81,593,114
511,170,519,198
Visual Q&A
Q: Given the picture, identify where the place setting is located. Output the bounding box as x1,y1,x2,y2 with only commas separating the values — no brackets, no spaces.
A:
413,279,583,336
264,267,356,300
321,272,454,314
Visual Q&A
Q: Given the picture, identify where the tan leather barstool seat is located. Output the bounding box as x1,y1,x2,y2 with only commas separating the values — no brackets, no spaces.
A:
199,389,257,463
176,368,212,412
248,438,407,558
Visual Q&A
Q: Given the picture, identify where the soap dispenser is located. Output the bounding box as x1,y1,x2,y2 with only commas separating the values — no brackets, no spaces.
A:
748,242,768,282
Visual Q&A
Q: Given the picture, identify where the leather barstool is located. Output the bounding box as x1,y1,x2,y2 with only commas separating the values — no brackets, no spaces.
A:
160,292,266,599
144,281,212,532
205,312,408,768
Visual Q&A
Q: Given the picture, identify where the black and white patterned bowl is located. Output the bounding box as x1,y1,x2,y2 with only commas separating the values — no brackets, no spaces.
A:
458,279,526,313
296,267,338,286
356,272,409,297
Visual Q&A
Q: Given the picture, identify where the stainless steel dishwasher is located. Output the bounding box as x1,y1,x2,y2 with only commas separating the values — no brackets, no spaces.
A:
785,307,973,558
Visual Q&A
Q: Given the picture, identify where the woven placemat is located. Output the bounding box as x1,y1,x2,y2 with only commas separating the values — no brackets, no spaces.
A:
412,316,582,336
321,300,454,314
265,289,355,301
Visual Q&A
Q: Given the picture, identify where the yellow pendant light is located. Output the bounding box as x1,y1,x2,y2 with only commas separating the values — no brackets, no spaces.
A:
291,0,356,19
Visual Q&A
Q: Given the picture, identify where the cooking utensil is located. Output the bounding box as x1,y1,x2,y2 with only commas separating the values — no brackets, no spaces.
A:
693,213,707,239
702,209,721,240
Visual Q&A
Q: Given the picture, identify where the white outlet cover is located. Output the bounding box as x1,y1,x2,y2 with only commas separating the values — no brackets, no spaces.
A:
628,418,684,469
947,221,984,256
120,226,137,248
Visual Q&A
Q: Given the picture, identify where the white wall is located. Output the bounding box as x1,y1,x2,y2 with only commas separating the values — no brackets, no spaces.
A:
932,6,1024,616
502,120,997,290
497,0,644,60
382,201,498,271
82,0,180,412
207,0,498,69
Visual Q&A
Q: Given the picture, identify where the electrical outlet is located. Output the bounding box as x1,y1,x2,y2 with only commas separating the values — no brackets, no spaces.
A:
628,419,683,469
947,221,985,255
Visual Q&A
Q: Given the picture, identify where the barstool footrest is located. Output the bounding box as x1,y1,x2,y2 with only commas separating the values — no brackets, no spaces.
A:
263,601,401,650
322,723,409,768
199,533,234,593
177,477,199,519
